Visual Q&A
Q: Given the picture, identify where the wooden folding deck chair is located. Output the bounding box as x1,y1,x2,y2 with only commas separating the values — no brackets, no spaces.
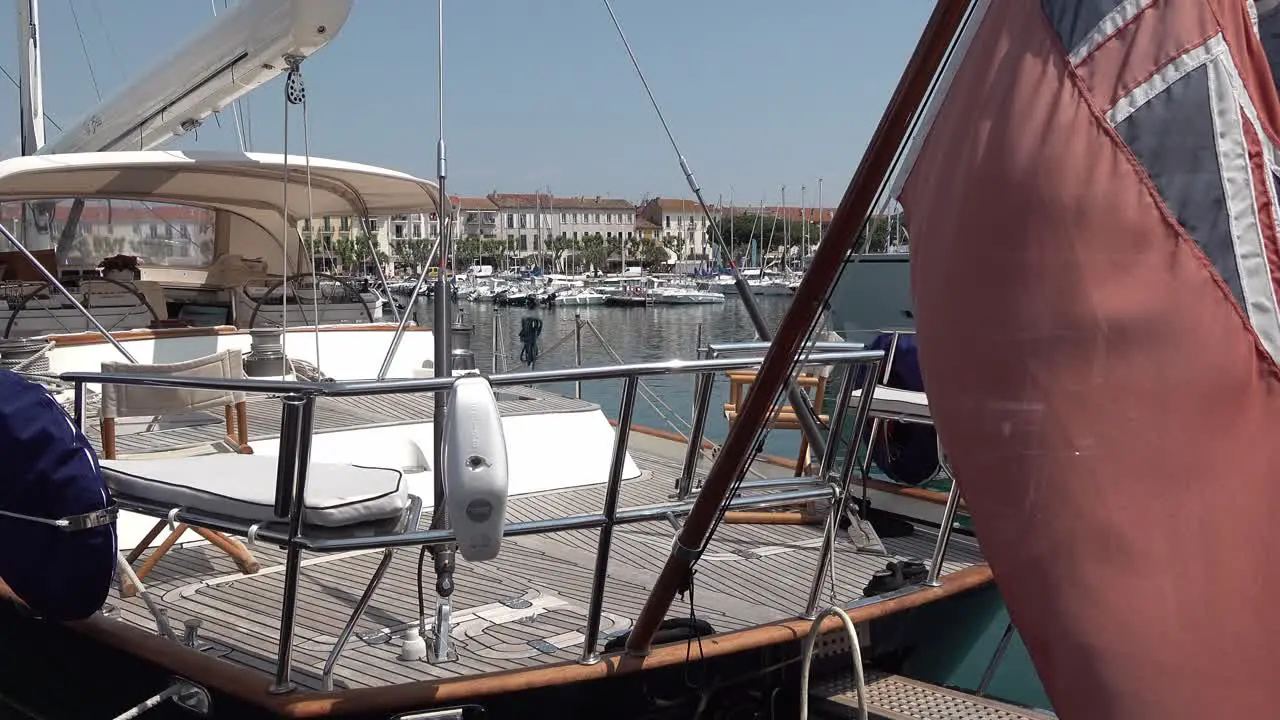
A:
724,369,830,476
99,349,261,597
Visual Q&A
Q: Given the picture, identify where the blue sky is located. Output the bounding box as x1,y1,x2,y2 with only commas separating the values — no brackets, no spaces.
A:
0,1,931,203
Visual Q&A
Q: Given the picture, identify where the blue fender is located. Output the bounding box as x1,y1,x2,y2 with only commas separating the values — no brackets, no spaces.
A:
0,370,117,620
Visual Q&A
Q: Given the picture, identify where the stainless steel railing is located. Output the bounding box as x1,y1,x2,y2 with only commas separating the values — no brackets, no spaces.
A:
63,345,966,691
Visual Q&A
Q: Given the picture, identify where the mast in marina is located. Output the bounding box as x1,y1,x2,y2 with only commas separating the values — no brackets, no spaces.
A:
14,0,50,250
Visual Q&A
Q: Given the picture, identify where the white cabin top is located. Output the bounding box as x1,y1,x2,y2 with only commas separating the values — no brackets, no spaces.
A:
0,150,440,276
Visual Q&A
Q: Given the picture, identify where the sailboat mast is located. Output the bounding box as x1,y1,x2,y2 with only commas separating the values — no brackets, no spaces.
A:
728,191,734,268
15,0,48,249
781,184,787,267
800,184,807,261
816,177,822,270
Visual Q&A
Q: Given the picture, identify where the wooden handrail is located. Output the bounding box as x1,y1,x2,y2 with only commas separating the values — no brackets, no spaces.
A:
623,0,975,656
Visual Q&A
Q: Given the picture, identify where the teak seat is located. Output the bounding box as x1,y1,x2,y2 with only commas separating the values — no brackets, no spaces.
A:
724,369,829,476
99,349,261,597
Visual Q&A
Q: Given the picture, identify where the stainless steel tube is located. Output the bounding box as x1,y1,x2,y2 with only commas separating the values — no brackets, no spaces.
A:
272,395,306,518
674,372,715,499
804,357,881,616
270,395,315,694
580,376,639,664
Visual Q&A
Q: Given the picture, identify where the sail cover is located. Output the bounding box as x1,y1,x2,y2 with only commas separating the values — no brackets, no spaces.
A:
901,1,1280,717
0,370,116,620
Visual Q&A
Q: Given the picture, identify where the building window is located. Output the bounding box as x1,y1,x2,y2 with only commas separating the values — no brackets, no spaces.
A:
665,215,671,228
506,214,514,229
340,217,350,231
368,218,379,232
561,212,567,223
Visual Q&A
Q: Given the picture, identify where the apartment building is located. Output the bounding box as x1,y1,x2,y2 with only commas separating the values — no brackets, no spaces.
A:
489,193,635,257
637,197,713,259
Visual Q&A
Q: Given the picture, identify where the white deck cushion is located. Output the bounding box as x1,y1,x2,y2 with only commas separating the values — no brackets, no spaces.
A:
850,385,931,422
101,455,408,527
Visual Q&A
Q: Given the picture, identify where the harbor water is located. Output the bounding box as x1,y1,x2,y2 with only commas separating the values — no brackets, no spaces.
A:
419,295,810,459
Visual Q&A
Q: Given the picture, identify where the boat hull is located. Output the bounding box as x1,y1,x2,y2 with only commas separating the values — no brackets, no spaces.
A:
0,570,997,718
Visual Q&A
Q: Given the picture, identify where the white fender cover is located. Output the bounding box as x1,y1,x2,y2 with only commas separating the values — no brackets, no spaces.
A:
443,375,509,562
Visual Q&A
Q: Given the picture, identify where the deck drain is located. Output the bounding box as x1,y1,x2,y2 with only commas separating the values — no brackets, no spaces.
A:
527,639,559,654
501,596,533,609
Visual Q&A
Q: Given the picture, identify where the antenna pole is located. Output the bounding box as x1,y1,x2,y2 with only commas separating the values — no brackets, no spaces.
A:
625,0,975,656
427,0,458,665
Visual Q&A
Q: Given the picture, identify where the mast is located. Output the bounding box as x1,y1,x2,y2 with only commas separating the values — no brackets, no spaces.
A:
781,184,787,268
547,191,556,272
728,192,734,268
625,0,974,656
15,0,49,250
801,184,807,262
816,177,822,270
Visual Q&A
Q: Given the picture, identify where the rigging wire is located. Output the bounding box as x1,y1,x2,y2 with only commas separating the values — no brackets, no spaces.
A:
694,0,985,572
600,0,828,460
279,66,297,372
210,0,250,151
600,0,826,562
66,0,102,101
86,0,123,84
0,64,61,131
300,83,322,368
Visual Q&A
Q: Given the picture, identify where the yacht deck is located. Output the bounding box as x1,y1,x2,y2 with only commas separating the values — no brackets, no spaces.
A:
89,383,592,457
103,421,984,690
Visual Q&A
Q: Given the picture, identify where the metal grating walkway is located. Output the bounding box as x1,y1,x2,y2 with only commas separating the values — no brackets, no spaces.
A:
814,674,1055,720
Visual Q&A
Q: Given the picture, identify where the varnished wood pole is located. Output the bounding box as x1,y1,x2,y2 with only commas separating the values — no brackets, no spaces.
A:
624,0,976,656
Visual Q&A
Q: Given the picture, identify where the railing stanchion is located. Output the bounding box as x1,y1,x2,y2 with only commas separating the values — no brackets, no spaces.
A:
925,439,961,587
574,313,584,399
804,357,881,617
491,312,500,374
675,371,715,499
73,380,86,432
270,394,316,694
580,375,639,664
816,363,860,480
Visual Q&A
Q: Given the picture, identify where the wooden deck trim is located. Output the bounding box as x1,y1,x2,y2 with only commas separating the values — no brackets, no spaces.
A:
48,323,433,348
58,564,991,718
624,423,959,508
621,421,802,471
